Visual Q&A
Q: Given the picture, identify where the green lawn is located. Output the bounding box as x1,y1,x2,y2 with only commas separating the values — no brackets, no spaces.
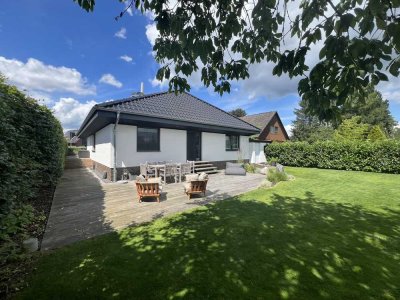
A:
20,168,400,299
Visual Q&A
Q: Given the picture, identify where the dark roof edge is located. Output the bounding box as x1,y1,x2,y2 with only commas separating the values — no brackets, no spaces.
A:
273,112,290,140
77,105,99,137
99,107,259,133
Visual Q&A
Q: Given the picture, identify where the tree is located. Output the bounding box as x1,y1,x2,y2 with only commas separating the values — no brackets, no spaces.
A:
367,125,387,141
75,0,400,122
291,99,334,142
229,108,247,117
333,117,370,141
394,127,400,140
340,85,397,135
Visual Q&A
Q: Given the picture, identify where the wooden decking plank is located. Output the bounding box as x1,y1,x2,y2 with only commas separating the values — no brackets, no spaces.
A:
41,168,265,250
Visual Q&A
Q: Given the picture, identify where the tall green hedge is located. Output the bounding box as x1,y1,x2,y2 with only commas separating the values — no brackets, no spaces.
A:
265,140,400,173
0,77,66,216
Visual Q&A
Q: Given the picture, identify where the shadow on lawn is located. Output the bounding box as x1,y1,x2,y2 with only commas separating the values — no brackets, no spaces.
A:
25,192,400,299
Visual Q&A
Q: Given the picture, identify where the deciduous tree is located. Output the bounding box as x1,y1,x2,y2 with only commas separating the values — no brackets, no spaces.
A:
229,108,247,117
75,0,400,122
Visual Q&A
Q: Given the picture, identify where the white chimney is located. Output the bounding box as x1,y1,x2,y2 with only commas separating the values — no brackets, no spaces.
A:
140,82,144,94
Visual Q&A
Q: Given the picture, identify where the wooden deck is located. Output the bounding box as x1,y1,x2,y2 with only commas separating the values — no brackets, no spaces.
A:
41,168,266,250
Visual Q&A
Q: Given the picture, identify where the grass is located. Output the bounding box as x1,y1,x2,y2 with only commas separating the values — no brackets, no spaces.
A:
20,168,400,299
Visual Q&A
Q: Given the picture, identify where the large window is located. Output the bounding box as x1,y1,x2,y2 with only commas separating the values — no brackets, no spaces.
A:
137,127,160,152
226,135,239,151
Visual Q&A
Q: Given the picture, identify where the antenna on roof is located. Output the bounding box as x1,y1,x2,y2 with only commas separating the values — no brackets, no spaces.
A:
131,82,145,97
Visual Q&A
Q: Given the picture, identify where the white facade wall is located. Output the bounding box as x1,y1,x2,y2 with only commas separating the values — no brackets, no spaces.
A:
115,125,187,167
86,124,113,167
201,132,250,162
87,124,252,168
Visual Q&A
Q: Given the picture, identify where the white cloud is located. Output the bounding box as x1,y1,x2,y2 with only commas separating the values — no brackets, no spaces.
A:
120,55,133,62
284,124,294,137
52,97,97,130
115,27,127,39
123,1,133,16
378,76,400,104
145,23,158,47
0,56,95,95
28,91,53,106
99,73,123,88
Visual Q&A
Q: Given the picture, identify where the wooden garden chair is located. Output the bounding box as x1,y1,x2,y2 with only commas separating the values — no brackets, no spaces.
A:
185,180,208,199
135,181,160,203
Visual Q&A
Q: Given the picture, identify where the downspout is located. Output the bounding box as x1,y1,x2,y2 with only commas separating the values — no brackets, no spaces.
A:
113,111,121,182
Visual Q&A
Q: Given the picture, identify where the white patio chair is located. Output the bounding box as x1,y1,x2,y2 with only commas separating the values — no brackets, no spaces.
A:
187,160,195,173
179,162,192,182
159,163,179,184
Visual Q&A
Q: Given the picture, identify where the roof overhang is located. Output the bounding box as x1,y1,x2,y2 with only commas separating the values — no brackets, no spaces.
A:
77,108,260,138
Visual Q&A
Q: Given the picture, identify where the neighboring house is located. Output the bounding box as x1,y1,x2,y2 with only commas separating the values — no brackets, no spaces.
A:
64,130,83,146
240,111,289,142
77,92,260,180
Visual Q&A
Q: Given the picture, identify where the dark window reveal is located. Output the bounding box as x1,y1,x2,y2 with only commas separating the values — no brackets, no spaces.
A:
137,127,160,152
226,135,239,151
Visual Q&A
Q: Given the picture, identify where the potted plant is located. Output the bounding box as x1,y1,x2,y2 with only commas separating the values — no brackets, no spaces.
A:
269,157,278,166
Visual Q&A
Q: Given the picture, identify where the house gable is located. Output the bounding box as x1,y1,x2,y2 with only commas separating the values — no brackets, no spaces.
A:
240,112,289,142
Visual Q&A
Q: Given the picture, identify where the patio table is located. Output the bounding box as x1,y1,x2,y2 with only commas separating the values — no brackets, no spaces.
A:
148,163,182,182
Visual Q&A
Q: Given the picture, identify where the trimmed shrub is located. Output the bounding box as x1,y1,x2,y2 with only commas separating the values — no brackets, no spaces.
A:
0,77,65,267
244,163,256,173
267,169,288,184
265,140,400,173
0,77,65,214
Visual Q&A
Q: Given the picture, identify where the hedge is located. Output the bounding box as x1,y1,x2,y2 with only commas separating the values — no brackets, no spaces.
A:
265,140,400,174
0,77,65,255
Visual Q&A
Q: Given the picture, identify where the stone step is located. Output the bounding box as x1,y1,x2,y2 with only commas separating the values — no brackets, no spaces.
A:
193,161,210,165
194,163,214,168
197,169,219,174
195,166,218,172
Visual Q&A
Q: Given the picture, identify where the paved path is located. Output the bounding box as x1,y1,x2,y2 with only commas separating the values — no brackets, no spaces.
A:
41,168,266,250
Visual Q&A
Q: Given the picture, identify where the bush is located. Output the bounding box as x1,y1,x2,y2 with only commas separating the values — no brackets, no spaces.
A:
266,140,400,173
67,146,85,156
244,163,256,173
0,76,65,274
267,169,288,184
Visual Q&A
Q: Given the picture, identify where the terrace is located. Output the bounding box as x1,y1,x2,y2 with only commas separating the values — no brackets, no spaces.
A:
41,166,265,250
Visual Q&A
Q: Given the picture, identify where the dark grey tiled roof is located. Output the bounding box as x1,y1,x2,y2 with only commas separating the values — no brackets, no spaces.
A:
98,92,259,132
240,112,276,130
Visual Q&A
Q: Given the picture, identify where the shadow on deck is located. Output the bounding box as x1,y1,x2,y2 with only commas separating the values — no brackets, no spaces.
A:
41,168,266,250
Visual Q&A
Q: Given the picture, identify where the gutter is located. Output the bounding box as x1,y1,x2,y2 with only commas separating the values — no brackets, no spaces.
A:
113,111,121,182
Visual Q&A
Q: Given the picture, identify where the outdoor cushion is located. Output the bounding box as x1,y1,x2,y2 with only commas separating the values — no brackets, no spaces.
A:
225,167,246,175
182,182,191,192
185,174,199,182
198,172,209,180
136,175,146,182
148,177,162,184
226,162,243,168
147,177,163,191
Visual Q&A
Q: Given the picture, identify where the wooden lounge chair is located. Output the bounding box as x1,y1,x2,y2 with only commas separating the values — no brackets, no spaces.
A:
136,181,160,203
185,180,208,199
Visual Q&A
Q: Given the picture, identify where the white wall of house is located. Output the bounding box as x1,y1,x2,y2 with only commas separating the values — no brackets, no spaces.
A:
115,125,187,167
86,124,113,167
201,132,250,162
86,124,252,168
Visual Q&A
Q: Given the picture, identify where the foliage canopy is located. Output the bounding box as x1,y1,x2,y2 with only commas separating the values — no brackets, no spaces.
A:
75,0,400,121
229,108,247,117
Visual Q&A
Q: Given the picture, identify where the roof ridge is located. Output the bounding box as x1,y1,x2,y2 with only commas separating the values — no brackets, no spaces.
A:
97,91,169,108
243,111,276,117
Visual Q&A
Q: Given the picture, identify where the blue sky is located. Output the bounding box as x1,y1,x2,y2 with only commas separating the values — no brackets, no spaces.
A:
0,0,399,132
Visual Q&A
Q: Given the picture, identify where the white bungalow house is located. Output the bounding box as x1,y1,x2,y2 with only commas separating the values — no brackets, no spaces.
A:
77,92,262,181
